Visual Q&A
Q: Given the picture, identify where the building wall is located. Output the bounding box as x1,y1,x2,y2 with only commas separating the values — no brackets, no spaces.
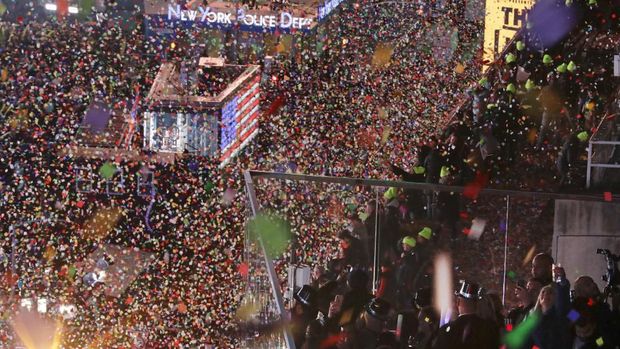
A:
553,199,620,291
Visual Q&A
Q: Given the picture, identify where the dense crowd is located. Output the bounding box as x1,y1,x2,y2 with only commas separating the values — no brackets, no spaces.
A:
288,250,620,349
0,0,619,347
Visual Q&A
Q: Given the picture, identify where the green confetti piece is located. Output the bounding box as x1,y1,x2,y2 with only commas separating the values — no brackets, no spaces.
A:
99,162,117,179
204,181,215,192
507,271,517,281
596,337,604,346
248,213,291,259
68,265,77,279
503,312,540,348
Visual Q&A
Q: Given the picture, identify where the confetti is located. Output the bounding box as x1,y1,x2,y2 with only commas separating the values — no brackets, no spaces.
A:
503,312,540,348
99,162,117,179
454,63,465,74
467,218,487,240
522,245,537,266
248,213,292,259
604,192,612,202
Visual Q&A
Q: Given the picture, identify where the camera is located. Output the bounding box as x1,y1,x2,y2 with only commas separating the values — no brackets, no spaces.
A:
596,248,620,294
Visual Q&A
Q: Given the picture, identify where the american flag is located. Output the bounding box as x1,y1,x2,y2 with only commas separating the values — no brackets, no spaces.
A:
220,75,261,165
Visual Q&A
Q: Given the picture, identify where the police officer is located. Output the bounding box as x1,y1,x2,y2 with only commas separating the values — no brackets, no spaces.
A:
431,281,500,349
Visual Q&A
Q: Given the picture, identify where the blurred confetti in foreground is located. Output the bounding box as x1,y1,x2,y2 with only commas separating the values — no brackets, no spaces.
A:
467,218,487,240
433,252,453,326
522,245,537,266
12,310,63,349
503,311,540,348
248,213,292,259
83,207,123,241
372,43,394,67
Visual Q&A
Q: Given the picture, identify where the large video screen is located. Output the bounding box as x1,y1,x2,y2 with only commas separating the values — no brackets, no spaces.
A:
143,111,218,156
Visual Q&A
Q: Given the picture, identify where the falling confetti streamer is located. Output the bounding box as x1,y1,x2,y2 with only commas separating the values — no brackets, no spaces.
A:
433,252,453,326
522,245,537,266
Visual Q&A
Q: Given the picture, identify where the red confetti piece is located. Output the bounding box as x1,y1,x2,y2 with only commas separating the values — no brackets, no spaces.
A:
462,228,471,235
506,323,513,332
320,333,346,349
604,192,612,202
238,263,249,277
587,298,595,307
459,211,469,219
76,200,85,208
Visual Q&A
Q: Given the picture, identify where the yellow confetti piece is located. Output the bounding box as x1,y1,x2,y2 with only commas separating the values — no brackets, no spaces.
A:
381,126,392,144
596,337,604,346
378,107,388,120
455,63,465,74
83,207,123,241
522,245,537,266
44,245,56,262
372,43,394,67
235,300,260,321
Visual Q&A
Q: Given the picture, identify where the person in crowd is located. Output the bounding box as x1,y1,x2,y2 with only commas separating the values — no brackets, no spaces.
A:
432,280,500,349
531,253,555,285
528,264,571,349
338,230,369,268
340,297,394,349
337,269,374,328
477,291,504,329
507,277,544,326
291,285,320,348
396,236,419,309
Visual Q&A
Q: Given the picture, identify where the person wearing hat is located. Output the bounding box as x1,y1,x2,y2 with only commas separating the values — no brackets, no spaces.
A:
336,269,374,328
431,281,500,349
340,297,394,349
396,236,419,309
556,131,588,187
291,284,319,348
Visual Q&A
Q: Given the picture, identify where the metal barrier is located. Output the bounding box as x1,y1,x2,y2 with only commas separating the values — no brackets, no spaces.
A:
587,114,620,188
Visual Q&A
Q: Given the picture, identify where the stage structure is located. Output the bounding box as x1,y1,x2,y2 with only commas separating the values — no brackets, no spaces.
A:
144,57,261,166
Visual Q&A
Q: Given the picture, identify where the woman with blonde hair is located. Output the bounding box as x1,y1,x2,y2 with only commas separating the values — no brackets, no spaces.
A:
529,284,571,349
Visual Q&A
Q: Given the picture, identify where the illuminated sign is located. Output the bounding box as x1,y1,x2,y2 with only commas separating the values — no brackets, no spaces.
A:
167,4,313,31
317,0,345,21
220,77,260,165
220,97,238,151
483,0,535,70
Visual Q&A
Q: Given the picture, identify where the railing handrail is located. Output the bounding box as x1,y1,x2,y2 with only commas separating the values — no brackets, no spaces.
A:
247,170,617,202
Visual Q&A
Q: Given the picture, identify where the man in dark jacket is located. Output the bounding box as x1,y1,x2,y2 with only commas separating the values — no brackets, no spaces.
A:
432,281,500,349
339,230,369,268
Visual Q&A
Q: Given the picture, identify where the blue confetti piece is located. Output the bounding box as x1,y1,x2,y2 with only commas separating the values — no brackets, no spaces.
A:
567,309,580,322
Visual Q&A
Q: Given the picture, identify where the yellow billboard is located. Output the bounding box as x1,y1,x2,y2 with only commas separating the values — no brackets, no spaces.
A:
483,0,535,70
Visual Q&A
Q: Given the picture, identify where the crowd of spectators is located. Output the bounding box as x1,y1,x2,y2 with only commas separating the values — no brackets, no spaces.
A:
288,250,620,348
0,0,619,347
